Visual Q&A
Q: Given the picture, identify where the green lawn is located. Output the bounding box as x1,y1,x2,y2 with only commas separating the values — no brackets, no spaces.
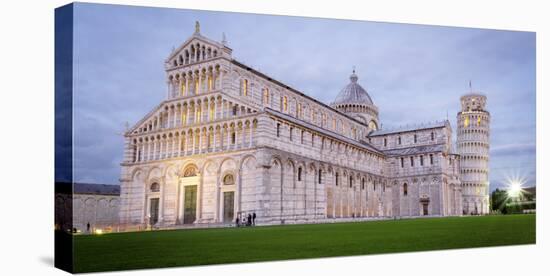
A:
74,214,535,273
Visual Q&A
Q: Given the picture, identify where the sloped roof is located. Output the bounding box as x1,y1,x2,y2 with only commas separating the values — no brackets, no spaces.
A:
382,144,445,156
74,183,120,196
369,120,449,136
265,108,383,155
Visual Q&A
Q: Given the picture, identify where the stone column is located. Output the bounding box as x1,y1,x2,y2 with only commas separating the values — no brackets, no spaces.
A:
198,131,203,154
176,135,181,157
187,105,191,125
160,138,165,159
213,129,217,152
146,141,151,161
249,124,254,147
227,128,232,150
198,73,203,95
185,77,189,97
170,137,175,158
219,68,224,91
214,173,221,222
205,101,209,123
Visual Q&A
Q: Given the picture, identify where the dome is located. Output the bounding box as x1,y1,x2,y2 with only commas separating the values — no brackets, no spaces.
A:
332,70,374,106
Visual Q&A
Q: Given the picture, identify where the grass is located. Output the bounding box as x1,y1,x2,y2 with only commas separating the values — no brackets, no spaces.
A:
73,214,535,273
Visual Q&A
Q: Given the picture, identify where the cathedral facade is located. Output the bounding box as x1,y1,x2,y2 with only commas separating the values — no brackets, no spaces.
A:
119,23,490,229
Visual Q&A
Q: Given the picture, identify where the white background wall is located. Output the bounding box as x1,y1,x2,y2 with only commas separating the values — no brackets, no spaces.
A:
0,0,547,276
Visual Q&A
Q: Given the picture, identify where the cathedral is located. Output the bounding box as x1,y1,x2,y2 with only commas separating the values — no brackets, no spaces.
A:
119,23,491,229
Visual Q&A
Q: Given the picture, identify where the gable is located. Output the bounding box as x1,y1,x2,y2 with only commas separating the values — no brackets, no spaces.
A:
166,34,226,68
126,102,165,135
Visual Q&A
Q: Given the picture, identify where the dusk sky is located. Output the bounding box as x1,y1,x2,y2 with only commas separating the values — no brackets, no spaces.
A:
72,3,536,190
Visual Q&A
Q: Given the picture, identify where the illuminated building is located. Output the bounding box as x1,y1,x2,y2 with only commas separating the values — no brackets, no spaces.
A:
118,22,487,229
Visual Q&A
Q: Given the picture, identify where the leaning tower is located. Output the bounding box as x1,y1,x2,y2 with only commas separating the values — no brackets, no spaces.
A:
457,93,490,215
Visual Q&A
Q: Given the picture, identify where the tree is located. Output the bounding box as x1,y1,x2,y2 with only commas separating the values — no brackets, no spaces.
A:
490,189,509,213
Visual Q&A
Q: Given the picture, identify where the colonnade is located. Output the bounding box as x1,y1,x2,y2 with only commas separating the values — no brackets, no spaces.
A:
132,118,258,163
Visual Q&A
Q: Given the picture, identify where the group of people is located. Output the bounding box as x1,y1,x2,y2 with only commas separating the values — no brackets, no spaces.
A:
235,212,256,227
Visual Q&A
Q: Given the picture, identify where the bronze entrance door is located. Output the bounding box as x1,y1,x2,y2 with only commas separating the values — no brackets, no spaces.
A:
422,203,429,216
223,192,235,223
183,185,197,224
149,198,159,225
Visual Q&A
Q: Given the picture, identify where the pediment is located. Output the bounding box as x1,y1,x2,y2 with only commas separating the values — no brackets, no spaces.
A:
126,103,165,135
166,33,228,67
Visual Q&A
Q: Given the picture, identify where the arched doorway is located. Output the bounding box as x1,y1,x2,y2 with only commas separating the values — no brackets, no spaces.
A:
420,196,430,216
148,183,160,225
222,174,235,223
181,165,199,224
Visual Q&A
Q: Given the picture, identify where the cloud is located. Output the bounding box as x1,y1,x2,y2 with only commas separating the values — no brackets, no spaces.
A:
490,143,536,157
70,3,536,186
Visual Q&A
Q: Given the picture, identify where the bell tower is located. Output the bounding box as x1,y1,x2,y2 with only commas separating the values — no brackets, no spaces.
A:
456,92,490,215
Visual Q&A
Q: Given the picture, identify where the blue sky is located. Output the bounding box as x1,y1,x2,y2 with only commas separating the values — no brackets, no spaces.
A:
72,3,536,190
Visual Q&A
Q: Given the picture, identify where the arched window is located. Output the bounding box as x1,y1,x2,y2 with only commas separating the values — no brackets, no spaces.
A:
414,134,417,143
223,174,235,185
298,167,302,181
242,79,248,96
398,136,402,145
195,106,202,123
361,178,365,190
208,75,213,91
403,183,408,196
318,169,322,184
181,81,186,96
431,132,435,141
150,183,160,192
194,78,200,94
208,131,213,149
283,96,288,112
209,104,215,121
335,173,339,186
464,116,470,128
368,120,378,131
263,88,270,105
349,176,353,188
132,145,137,162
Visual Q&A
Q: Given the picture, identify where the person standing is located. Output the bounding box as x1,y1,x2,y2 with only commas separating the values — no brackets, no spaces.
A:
235,215,240,227
247,213,252,226
252,212,256,226
86,222,90,233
